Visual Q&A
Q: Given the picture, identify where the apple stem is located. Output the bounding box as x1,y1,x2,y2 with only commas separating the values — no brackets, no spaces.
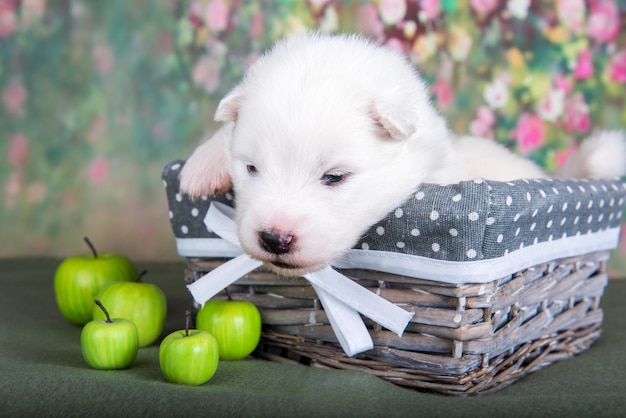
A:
136,269,148,283
83,237,98,258
94,300,112,323
224,287,233,302
185,309,191,337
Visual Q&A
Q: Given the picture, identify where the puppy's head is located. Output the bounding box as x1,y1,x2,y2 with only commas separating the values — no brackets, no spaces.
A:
206,34,451,276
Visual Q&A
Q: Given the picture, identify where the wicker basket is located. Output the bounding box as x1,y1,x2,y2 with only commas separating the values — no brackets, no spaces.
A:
163,160,625,395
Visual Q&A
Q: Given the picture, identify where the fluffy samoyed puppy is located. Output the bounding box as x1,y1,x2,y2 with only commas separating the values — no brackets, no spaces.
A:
179,33,626,276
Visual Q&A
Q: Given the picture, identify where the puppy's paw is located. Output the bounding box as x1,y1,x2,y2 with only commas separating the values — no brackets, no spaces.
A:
179,157,232,198
179,123,233,198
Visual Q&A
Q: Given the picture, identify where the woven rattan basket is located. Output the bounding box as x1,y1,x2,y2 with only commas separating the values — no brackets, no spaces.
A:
163,160,625,396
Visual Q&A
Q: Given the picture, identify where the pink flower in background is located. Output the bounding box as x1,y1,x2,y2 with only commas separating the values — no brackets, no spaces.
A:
92,43,114,75
3,78,26,118
88,157,109,184
554,74,572,94
562,92,590,132
608,50,626,83
189,0,204,28
555,140,577,167
378,0,406,25
7,133,29,167
469,106,495,138
470,0,498,15
20,0,46,28
587,0,620,44
556,0,586,32
4,171,23,209
0,0,17,38
420,0,441,20
249,10,264,39
357,4,384,41
385,37,405,53
206,0,228,31
431,77,454,112
512,113,546,154
192,55,220,93
573,49,594,80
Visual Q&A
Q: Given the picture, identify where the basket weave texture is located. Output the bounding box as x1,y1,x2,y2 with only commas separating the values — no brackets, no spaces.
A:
185,252,607,395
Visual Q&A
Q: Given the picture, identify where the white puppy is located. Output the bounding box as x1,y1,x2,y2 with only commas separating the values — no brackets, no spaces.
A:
180,33,626,276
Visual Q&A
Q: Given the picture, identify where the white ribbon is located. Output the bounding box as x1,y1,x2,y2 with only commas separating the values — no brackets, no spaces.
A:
187,202,414,357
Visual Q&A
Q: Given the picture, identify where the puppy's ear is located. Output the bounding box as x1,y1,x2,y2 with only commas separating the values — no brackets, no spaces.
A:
179,123,233,197
215,86,246,122
369,102,418,140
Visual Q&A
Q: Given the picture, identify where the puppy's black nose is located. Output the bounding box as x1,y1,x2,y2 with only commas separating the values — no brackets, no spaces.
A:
260,231,294,254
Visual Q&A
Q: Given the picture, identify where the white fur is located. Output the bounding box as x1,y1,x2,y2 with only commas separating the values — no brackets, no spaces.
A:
179,33,626,276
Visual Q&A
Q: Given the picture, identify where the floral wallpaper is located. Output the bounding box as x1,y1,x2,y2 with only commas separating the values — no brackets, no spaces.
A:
1,0,625,275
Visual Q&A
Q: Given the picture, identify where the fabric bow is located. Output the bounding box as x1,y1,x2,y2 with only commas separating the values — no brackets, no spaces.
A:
187,202,414,357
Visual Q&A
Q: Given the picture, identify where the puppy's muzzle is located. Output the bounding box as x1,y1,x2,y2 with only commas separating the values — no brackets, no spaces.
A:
260,231,294,255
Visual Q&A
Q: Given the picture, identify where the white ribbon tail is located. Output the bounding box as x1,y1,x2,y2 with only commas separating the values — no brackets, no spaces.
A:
187,254,263,306
305,267,414,337
312,284,373,357
204,201,241,246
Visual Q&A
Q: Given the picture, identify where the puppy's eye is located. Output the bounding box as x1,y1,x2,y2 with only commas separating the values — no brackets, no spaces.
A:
247,165,258,176
321,172,347,186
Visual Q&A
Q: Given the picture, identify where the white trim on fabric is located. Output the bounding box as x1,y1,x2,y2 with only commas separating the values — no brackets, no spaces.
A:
332,227,621,284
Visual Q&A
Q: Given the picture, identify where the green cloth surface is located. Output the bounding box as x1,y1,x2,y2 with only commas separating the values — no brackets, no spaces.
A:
1,258,625,418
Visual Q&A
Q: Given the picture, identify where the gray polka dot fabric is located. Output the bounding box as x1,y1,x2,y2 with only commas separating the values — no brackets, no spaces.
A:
356,177,626,262
162,160,625,276
163,160,234,240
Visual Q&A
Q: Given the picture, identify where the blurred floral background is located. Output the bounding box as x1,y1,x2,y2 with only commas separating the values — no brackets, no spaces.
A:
1,0,625,275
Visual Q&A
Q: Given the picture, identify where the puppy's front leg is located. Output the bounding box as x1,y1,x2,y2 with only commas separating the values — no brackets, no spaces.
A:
179,122,233,198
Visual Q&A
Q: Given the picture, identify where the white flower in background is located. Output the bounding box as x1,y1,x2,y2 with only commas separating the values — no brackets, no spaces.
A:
483,78,509,109
309,0,331,7
536,88,566,122
507,0,531,19
412,32,438,63
379,0,406,25
448,25,473,62
319,5,339,33
556,0,586,31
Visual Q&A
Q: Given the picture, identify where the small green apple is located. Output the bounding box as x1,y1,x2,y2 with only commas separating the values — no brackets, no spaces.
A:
93,270,167,347
196,290,262,360
159,310,219,386
81,300,139,370
55,237,137,325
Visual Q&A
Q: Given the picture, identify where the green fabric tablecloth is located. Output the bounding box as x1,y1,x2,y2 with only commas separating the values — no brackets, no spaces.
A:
1,258,625,418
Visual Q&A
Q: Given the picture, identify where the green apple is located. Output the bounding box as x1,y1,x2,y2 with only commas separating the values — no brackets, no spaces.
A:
196,291,262,360
54,237,137,325
93,270,167,347
159,310,219,386
81,300,139,370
